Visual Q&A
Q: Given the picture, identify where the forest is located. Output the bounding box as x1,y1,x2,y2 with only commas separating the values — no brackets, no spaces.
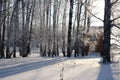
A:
0,0,120,63
0,0,120,80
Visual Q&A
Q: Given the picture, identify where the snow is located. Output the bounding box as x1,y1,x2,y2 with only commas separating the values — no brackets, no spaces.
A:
0,53,120,80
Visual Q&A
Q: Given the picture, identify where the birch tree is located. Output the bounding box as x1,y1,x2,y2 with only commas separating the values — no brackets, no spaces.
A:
62,0,68,57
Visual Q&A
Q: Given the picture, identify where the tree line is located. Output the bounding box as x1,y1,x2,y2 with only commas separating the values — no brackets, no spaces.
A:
0,0,120,63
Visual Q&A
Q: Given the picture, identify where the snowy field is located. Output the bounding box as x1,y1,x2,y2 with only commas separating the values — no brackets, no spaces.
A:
0,53,120,80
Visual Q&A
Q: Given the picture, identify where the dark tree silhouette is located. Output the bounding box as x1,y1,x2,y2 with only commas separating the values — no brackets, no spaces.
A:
67,0,74,57
102,0,111,63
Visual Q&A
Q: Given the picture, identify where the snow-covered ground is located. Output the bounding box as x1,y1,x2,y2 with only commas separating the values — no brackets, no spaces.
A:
0,53,120,80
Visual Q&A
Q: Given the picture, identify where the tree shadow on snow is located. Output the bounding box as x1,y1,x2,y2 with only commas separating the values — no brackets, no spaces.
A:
0,57,67,78
97,63,114,80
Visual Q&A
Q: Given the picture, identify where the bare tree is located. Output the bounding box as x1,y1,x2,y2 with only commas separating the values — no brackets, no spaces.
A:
1,0,7,58
102,0,120,63
67,0,74,57
0,0,3,58
52,0,58,57
74,0,83,57
47,0,52,57
5,0,20,58
19,0,35,57
38,0,43,56
6,0,11,58
13,0,20,58
102,0,111,63
62,0,68,57
26,0,36,56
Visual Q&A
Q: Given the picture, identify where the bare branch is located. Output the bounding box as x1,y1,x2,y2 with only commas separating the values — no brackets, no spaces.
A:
111,16,120,22
111,0,119,6
112,24,120,29
84,6,104,22
111,38,120,43
111,43,120,48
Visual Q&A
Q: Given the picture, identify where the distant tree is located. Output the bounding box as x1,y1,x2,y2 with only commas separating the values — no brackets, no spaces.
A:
26,0,36,57
47,0,52,57
38,0,43,57
0,0,2,58
85,0,91,33
1,0,7,58
13,0,20,58
19,0,35,57
74,0,83,57
6,0,11,58
52,0,58,57
67,0,74,57
6,0,20,58
62,0,68,57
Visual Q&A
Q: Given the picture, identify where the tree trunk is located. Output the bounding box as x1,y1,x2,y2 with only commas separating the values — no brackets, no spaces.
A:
84,0,87,27
52,0,58,57
102,0,111,63
86,0,91,33
6,0,11,58
86,16,90,33
24,0,31,57
56,0,61,56
67,0,74,57
74,0,83,57
62,0,68,57
1,0,7,58
84,0,91,33
26,0,36,56
0,0,3,58
13,0,20,58
47,0,52,57
38,0,44,57
20,0,26,57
